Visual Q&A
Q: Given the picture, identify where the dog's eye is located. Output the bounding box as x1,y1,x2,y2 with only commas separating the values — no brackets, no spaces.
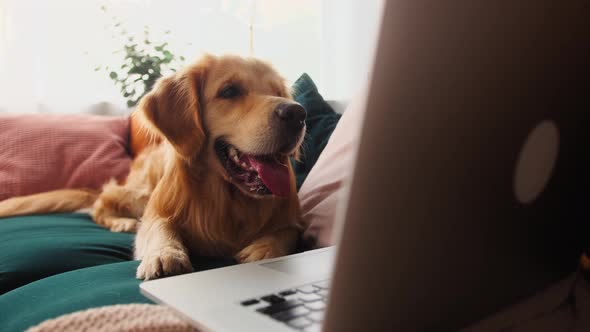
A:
218,85,241,99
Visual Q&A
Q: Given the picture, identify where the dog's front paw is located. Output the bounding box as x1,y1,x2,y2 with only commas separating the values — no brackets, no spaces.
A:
109,218,139,233
136,247,193,280
236,241,285,263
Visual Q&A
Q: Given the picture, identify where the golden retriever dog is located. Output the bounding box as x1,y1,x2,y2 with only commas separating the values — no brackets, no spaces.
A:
0,54,306,280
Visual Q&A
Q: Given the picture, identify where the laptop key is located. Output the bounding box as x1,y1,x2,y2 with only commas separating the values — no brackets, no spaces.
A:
304,323,322,332
271,306,310,322
298,293,323,302
312,280,330,289
260,294,285,304
308,311,325,322
257,300,302,315
297,285,318,294
240,299,260,306
279,289,297,296
317,290,329,298
287,317,312,329
304,300,326,311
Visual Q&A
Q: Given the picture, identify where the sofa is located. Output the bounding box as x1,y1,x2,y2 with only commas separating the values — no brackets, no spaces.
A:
0,73,344,331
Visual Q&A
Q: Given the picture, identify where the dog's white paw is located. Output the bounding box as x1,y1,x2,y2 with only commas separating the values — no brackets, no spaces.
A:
136,247,193,280
236,241,285,263
109,218,139,233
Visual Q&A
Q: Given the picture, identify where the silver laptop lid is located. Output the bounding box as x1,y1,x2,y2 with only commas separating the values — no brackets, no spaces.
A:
325,0,588,331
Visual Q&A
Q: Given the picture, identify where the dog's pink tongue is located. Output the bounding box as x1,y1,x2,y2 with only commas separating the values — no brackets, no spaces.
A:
244,155,290,197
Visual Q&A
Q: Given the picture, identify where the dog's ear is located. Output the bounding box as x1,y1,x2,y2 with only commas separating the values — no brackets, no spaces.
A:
138,64,208,158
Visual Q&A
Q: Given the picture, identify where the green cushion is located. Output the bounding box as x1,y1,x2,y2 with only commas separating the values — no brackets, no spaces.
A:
0,257,235,332
0,261,146,331
291,73,342,190
0,213,134,294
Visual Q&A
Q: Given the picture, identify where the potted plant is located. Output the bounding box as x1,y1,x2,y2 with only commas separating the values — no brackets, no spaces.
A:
95,6,185,108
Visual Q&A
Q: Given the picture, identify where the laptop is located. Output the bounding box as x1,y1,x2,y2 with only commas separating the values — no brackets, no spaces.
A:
140,0,589,331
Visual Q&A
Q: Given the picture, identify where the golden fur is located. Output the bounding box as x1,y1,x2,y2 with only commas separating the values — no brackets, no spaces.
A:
0,54,305,280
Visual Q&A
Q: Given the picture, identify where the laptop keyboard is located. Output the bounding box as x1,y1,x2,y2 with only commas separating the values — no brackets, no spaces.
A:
239,279,330,331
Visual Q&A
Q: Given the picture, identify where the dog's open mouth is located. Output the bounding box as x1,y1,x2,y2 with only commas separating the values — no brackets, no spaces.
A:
215,140,290,197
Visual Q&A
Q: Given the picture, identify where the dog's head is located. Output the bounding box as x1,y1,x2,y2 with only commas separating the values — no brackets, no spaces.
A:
139,54,306,198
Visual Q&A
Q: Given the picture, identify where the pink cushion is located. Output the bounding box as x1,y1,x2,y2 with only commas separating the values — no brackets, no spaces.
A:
0,114,132,201
299,94,367,247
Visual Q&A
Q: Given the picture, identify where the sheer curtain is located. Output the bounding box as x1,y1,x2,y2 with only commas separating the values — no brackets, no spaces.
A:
0,0,321,114
319,0,383,101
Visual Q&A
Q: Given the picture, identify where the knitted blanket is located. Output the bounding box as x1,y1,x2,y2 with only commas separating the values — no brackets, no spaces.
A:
26,304,200,332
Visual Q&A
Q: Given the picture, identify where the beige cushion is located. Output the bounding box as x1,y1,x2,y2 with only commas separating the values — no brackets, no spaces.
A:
300,93,366,247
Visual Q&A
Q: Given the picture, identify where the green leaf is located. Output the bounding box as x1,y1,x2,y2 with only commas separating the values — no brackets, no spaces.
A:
179,56,185,61
155,42,168,52
162,50,173,63
109,71,118,79
127,100,136,108
94,66,101,71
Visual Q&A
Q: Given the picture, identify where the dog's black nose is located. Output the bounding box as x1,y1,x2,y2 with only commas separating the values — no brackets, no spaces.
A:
275,103,306,131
